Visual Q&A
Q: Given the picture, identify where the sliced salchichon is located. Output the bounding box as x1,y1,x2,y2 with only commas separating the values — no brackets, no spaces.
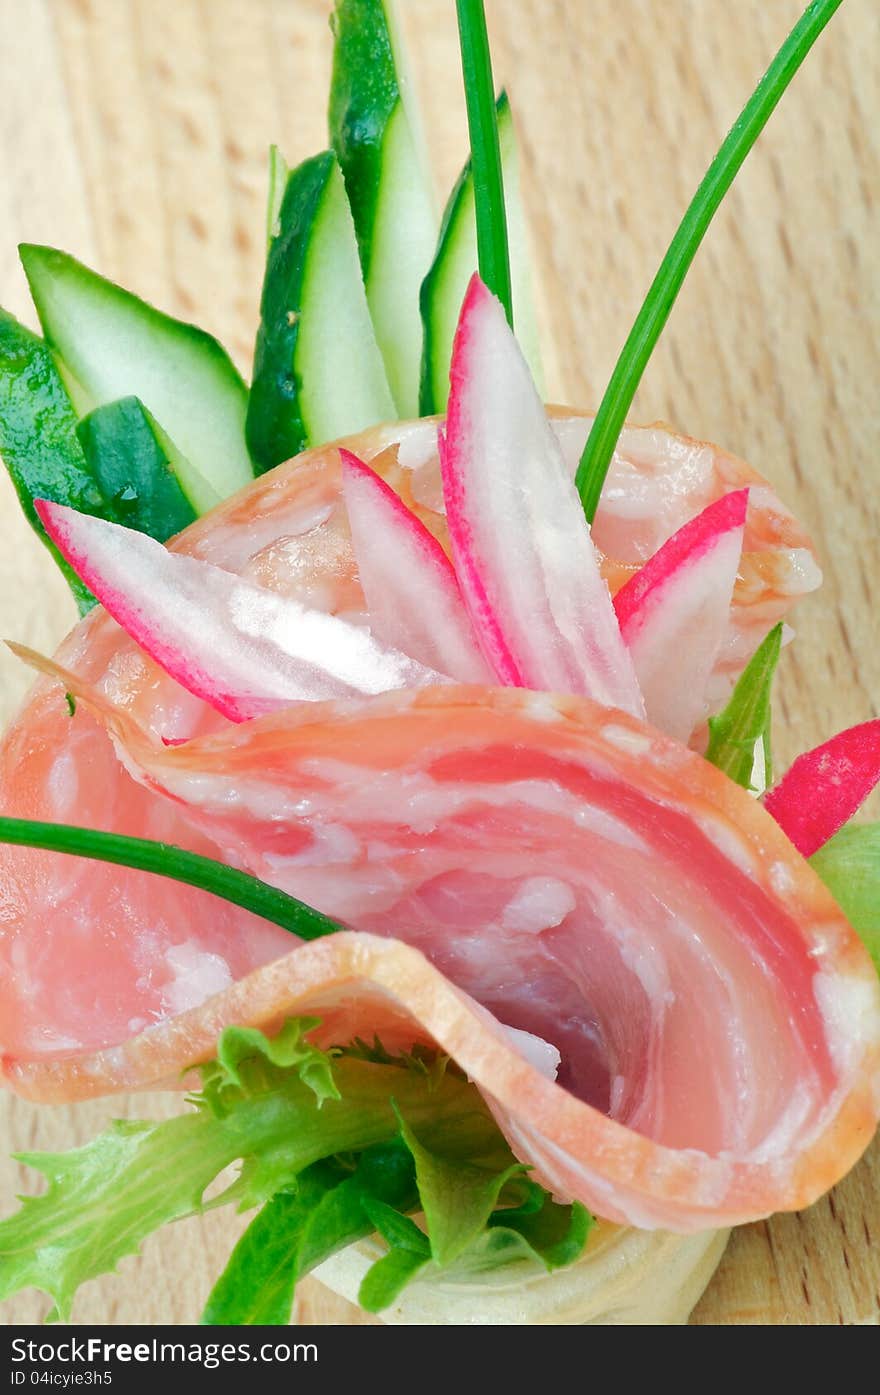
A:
329,0,437,417
19,244,253,503
420,92,543,415
246,151,394,472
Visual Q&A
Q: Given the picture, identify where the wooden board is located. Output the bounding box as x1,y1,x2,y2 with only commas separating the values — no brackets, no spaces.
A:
0,0,877,1326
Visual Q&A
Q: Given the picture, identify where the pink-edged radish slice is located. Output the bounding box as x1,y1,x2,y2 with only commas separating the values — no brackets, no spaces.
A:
612,490,748,743
35,500,445,723
764,720,880,857
439,274,644,716
339,449,491,683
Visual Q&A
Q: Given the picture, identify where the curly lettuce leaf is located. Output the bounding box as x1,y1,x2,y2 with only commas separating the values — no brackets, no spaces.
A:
202,1143,417,1325
354,1110,590,1311
811,822,880,975
0,1019,589,1323
394,1104,525,1265
0,1115,230,1323
199,1016,340,1113
486,1187,592,1270
0,1021,487,1319
358,1244,431,1312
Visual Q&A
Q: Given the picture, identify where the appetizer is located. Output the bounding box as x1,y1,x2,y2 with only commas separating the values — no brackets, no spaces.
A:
0,0,877,1327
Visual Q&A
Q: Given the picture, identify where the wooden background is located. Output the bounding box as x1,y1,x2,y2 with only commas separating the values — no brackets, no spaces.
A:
0,0,878,1325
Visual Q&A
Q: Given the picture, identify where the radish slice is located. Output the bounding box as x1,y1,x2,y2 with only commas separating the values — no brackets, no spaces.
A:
35,500,445,723
439,274,644,716
339,449,491,683
613,490,748,743
764,720,880,857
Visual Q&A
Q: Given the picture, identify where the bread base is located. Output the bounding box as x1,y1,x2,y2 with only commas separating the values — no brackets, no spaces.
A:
312,1221,729,1324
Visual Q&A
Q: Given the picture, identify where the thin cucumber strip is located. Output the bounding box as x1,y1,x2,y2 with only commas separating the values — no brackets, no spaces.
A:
147,414,221,516
76,397,203,539
19,244,254,503
247,150,395,472
266,144,289,250
0,308,99,613
420,92,542,415
330,0,437,416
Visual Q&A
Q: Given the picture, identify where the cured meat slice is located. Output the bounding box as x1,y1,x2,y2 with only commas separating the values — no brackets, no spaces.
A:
2,673,877,1232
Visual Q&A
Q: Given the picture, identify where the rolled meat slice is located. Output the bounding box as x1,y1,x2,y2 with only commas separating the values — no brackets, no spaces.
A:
2,668,877,1234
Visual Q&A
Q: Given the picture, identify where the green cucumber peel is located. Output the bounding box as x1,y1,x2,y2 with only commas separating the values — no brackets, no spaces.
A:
76,397,205,540
0,308,100,614
575,0,846,523
419,91,543,414
329,0,437,416
246,150,394,472
811,824,880,976
0,317,213,613
19,244,253,507
329,0,407,273
705,623,783,792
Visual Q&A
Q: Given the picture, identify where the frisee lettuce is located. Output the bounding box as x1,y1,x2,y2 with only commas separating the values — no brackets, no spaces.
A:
202,1146,418,1324
0,1019,591,1324
811,823,880,976
394,1104,526,1266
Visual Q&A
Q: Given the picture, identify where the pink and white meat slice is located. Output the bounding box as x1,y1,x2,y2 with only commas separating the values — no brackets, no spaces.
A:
2,277,877,1236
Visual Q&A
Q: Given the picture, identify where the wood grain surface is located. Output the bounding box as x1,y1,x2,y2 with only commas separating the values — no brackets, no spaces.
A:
0,0,878,1326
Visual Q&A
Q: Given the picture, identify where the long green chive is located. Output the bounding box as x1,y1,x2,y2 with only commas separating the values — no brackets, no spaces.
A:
0,818,342,940
455,0,513,326
575,0,844,523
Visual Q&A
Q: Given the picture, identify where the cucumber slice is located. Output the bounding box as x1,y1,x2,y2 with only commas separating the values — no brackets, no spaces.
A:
19,244,254,503
0,310,222,614
420,91,543,415
76,397,205,540
266,144,289,250
0,308,99,613
247,150,395,472
329,0,437,417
